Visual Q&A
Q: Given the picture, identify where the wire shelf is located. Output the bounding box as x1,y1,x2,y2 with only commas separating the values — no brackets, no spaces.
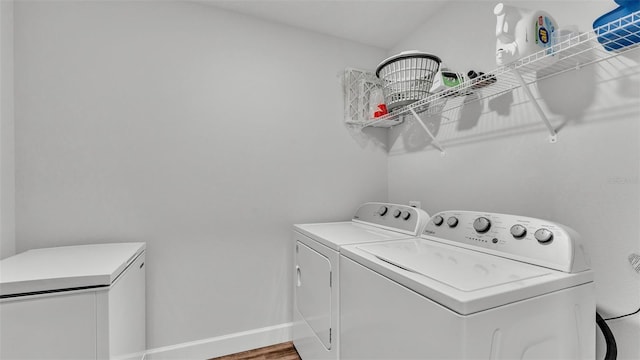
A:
351,10,640,130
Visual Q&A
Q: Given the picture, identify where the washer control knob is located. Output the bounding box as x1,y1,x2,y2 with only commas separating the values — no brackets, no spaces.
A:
377,206,388,216
510,224,527,239
534,228,554,244
393,209,402,218
446,216,459,228
401,211,411,220
433,215,444,226
473,217,491,233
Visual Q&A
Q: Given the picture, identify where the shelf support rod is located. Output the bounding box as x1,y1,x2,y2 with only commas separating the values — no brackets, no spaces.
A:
409,108,446,156
511,69,558,143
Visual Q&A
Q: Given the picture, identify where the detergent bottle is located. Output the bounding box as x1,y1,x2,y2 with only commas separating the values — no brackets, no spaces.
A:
494,3,558,66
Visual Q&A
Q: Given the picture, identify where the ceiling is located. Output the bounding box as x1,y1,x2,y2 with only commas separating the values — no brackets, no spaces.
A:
196,0,448,49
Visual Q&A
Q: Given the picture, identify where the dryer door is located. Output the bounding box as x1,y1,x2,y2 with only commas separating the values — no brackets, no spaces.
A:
295,241,332,349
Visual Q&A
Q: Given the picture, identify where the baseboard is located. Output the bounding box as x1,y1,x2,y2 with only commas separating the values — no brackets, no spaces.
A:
144,322,293,359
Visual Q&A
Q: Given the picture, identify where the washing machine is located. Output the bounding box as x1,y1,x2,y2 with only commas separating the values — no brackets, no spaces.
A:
293,202,430,360
339,210,595,359
0,242,146,360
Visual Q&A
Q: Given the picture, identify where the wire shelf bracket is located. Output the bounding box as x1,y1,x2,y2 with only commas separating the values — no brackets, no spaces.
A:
511,69,558,143
409,108,446,156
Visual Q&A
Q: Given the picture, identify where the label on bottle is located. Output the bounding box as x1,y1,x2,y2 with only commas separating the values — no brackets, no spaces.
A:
535,15,556,54
442,72,461,87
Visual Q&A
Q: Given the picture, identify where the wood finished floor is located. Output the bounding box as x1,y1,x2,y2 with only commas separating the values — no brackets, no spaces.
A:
210,342,301,360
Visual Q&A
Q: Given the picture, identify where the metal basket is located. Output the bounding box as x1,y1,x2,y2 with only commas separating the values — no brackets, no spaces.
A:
375,51,441,112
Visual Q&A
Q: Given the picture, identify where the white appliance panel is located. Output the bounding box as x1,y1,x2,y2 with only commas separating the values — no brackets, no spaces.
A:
296,241,332,350
293,231,339,360
340,256,463,359
340,256,595,360
422,211,590,273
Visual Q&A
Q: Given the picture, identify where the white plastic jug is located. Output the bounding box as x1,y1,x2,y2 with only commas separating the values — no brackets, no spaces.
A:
494,3,558,66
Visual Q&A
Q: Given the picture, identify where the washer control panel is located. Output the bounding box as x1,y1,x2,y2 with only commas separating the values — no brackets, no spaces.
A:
422,211,590,273
353,202,430,236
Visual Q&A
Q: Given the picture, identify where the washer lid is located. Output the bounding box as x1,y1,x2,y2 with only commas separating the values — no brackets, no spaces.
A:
362,239,549,291
342,238,593,314
0,243,146,297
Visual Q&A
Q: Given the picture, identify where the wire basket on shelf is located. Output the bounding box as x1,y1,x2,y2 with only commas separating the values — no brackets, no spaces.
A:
343,68,381,124
376,51,442,112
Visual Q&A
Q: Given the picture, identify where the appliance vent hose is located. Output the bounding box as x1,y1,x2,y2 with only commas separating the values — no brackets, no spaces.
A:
596,312,617,360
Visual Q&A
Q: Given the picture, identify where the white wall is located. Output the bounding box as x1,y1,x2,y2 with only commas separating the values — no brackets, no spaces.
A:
0,0,15,260
387,1,639,358
13,0,387,351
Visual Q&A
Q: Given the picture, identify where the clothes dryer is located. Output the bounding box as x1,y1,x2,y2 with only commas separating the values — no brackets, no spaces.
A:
293,202,430,360
340,211,595,359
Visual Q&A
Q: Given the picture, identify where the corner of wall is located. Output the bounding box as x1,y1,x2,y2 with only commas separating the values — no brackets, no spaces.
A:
0,0,16,259
144,322,292,359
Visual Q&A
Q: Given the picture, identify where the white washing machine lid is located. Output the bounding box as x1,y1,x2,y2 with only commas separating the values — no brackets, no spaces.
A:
341,238,593,315
294,222,415,251
0,243,146,298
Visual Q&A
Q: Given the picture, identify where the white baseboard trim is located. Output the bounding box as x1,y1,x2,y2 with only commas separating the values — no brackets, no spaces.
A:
144,322,293,360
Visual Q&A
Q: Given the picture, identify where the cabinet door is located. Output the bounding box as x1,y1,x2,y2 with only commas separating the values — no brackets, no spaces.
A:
0,292,97,359
295,241,332,349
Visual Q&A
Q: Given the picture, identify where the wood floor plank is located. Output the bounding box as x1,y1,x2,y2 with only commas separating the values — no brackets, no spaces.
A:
209,342,301,360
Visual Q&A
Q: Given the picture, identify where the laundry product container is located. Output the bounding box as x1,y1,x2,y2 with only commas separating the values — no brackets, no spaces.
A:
0,243,146,360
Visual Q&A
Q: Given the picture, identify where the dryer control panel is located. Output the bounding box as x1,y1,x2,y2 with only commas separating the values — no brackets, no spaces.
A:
422,211,590,273
352,202,430,236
